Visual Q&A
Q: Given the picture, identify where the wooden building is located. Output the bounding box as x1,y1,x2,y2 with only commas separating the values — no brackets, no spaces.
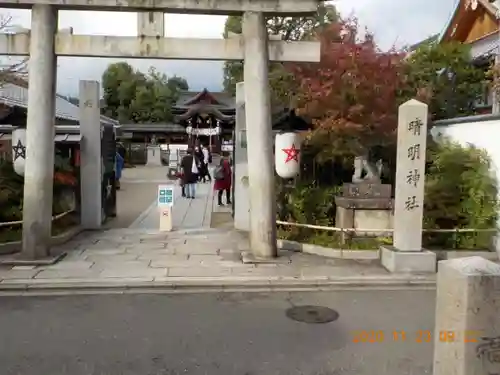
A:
0,78,118,159
438,0,500,113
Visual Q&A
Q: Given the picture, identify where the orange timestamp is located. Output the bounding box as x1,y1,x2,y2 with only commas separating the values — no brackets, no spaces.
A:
351,330,483,344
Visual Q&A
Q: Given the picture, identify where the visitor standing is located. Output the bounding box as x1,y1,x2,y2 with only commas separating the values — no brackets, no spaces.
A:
213,156,232,206
194,146,204,182
201,144,212,183
115,151,124,190
180,148,201,199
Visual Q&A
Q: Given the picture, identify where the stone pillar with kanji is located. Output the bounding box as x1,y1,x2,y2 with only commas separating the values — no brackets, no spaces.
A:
380,99,437,273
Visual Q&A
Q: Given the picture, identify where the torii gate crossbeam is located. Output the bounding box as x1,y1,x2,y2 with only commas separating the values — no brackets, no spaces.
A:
0,0,318,14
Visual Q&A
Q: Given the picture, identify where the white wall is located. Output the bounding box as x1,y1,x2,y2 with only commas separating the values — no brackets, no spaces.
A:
469,32,498,59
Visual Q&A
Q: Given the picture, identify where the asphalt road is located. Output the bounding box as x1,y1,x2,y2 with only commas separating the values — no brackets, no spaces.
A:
0,290,436,375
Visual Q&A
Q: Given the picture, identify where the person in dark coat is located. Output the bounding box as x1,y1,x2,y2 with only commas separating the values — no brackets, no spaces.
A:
193,146,204,182
180,148,201,199
213,157,232,206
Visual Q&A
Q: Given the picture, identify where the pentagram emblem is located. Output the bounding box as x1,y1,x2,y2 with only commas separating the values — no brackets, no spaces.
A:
282,143,300,163
12,139,26,161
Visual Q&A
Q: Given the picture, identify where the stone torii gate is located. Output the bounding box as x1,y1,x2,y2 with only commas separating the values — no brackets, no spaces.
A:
0,0,321,260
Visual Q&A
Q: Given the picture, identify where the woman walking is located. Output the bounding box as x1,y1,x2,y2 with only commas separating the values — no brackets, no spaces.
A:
180,148,201,199
213,156,232,206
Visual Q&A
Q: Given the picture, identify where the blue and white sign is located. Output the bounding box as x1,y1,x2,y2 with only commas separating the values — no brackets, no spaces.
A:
157,184,174,207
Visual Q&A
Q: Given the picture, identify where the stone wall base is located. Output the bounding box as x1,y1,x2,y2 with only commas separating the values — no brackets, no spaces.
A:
380,245,436,273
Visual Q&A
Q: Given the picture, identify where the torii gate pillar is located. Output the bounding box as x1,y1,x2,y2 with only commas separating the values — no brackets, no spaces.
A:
243,12,277,259
22,4,58,259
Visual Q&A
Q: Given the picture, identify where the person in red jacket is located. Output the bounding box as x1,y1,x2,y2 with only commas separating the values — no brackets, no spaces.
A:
213,156,232,206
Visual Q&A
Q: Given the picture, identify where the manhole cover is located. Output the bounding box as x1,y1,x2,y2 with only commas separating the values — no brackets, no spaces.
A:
285,305,339,324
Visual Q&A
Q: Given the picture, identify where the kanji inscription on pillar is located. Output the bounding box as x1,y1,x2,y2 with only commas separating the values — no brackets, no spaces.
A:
393,99,428,251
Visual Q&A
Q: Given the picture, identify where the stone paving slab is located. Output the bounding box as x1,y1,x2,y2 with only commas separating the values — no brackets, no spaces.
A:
35,269,102,279
48,261,94,270
101,268,167,279
0,269,40,279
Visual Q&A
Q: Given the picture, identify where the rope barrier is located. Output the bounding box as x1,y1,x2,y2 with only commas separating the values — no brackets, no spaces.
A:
276,220,497,234
0,209,75,228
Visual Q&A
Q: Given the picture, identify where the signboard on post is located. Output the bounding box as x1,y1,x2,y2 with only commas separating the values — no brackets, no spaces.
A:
157,185,174,231
158,185,174,207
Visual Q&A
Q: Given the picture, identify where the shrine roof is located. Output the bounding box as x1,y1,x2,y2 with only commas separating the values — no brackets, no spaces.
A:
174,104,235,123
174,88,235,109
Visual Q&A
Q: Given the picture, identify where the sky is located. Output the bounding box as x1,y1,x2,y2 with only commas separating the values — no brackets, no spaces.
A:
0,0,458,96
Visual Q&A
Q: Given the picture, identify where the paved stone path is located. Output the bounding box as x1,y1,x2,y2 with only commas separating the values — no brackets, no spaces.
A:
129,182,214,230
104,165,171,229
0,164,436,291
0,227,437,292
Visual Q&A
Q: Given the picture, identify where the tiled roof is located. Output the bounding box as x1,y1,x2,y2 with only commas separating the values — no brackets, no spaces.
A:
175,89,235,108
0,82,118,125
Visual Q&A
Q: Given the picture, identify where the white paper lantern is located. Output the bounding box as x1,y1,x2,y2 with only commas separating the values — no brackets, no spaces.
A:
275,132,301,179
11,128,26,176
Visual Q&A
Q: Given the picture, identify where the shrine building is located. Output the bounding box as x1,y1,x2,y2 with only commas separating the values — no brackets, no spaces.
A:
118,88,311,153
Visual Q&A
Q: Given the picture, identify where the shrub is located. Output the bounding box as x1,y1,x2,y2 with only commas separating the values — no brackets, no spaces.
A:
0,159,24,222
276,180,341,246
424,141,499,249
0,158,78,224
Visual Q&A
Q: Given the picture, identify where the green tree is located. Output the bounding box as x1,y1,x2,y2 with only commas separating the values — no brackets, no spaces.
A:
222,3,337,105
403,42,486,120
102,63,189,123
166,75,189,91
102,62,139,121
424,140,499,249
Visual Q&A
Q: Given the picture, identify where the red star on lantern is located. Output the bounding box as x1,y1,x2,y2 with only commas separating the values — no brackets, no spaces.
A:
282,144,300,163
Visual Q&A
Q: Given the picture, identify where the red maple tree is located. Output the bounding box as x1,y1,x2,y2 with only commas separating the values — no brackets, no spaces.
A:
289,19,407,159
